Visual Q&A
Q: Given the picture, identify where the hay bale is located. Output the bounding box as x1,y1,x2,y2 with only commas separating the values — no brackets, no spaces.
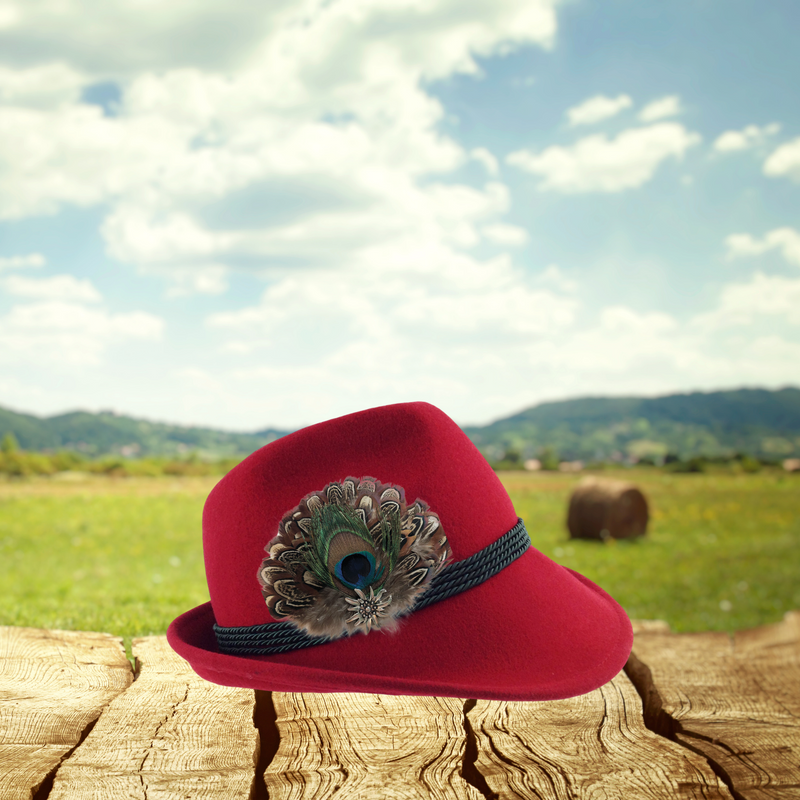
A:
567,477,649,540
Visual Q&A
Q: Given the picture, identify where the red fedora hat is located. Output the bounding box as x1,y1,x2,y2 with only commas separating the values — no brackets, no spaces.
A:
168,401,632,700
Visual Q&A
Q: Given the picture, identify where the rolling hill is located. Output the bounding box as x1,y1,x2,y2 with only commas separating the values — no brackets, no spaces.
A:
0,405,288,458
462,387,800,462
1,386,799,462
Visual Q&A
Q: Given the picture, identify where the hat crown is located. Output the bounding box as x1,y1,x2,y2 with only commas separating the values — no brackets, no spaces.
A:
203,402,518,629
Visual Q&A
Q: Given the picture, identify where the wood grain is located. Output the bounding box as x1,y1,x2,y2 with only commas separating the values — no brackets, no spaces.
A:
627,611,800,800
266,692,483,800
45,635,259,800
467,670,732,799
0,626,132,800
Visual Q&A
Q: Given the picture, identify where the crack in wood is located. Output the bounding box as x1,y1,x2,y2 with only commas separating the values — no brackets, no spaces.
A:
252,690,279,800
625,654,744,800
6,623,796,799
466,673,733,799
31,714,102,800
669,736,747,800
0,627,134,800
263,692,480,798
623,652,678,739
134,683,191,800
596,688,611,756
460,698,498,800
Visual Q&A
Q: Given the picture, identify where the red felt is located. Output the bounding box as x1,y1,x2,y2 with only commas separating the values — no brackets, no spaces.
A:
168,401,633,700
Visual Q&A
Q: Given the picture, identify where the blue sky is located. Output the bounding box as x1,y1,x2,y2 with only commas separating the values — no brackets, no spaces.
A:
0,0,798,431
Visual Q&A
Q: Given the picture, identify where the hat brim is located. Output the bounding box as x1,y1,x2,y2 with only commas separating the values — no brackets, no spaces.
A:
167,547,632,701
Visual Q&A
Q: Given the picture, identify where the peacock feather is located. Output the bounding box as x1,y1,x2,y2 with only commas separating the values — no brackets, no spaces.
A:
258,477,451,638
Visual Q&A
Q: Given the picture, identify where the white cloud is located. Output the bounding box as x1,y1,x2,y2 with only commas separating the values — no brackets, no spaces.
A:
566,94,632,126
598,305,677,334
713,123,780,153
471,147,499,176
764,137,800,182
534,264,578,293
393,276,574,336
724,227,800,266
207,248,577,358
0,2,297,75
102,179,511,274
0,4,20,29
0,63,85,108
2,274,102,302
740,336,800,375
0,301,164,366
506,123,701,193
164,266,229,297
482,223,528,246
499,296,798,416
714,131,749,153
638,95,682,122
0,0,558,83
0,0,561,294
0,252,45,271
202,246,585,425
101,207,234,266
0,102,193,218
0,1,797,429
198,263,800,428
692,272,800,330
518,306,688,384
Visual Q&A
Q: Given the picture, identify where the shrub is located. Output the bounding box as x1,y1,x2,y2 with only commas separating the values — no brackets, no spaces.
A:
49,450,87,472
539,446,560,471
736,454,762,474
666,456,706,473
0,451,31,476
1,432,20,454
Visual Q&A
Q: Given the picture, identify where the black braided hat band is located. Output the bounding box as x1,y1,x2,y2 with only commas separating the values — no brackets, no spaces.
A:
214,518,531,656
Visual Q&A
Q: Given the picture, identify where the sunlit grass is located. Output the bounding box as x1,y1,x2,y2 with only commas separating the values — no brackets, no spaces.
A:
0,470,798,653
503,469,800,633
0,476,215,643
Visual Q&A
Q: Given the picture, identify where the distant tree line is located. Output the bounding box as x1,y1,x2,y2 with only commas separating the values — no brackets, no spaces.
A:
2,431,797,479
0,433,242,478
487,444,792,474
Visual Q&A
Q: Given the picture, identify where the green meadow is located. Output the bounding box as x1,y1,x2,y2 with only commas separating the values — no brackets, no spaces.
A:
0,470,798,653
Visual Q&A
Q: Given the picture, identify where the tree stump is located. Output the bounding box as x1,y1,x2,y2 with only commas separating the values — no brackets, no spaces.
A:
0,627,132,800
627,611,800,799
46,636,259,800
1,615,798,799
567,477,649,540
467,670,730,799
265,692,481,800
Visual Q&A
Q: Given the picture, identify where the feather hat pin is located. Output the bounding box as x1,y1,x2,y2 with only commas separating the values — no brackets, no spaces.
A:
258,476,451,639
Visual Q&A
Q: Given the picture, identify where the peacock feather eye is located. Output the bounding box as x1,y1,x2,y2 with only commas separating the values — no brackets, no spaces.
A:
334,550,378,590
257,477,451,639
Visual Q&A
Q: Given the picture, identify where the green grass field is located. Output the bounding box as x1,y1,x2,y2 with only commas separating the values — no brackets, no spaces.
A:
1,470,798,653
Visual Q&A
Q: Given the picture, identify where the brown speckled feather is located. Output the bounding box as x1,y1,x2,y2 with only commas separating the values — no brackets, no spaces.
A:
258,476,450,638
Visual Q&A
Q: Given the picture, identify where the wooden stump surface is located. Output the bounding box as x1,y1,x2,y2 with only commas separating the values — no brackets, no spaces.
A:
43,636,259,800
467,670,731,799
627,611,800,800
266,692,482,800
1,614,798,800
0,627,132,800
